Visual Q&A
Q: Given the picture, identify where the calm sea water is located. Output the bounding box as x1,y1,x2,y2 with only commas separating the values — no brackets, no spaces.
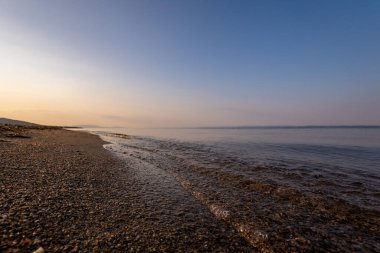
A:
85,127,380,211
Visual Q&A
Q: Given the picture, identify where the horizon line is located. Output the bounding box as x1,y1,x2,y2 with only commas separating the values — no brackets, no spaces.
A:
74,124,380,129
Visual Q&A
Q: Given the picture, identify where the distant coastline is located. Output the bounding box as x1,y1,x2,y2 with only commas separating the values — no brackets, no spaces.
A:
190,125,380,130
76,125,380,130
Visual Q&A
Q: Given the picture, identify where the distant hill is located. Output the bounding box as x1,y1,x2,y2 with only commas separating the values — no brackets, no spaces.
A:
0,118,38,126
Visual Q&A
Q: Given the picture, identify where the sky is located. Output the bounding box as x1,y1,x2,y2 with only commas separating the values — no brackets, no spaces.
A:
0,0,379,127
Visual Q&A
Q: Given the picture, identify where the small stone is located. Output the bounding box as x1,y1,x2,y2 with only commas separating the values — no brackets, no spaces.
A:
33,247,45,253
23,238,33,245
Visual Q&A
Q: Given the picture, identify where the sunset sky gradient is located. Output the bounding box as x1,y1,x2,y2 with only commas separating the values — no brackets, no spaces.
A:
1,0,379,127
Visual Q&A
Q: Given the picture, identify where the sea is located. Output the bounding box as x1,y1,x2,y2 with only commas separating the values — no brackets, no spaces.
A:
84,126,380,211
79,126,380,249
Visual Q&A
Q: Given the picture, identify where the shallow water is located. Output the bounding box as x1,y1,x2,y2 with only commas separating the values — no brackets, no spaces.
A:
84,127,380,251
87,127,380,210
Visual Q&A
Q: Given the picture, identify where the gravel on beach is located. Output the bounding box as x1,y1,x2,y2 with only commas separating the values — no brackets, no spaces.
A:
0,127,252,252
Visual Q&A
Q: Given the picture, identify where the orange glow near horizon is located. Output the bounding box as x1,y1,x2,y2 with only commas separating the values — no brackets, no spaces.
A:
1,1,379,127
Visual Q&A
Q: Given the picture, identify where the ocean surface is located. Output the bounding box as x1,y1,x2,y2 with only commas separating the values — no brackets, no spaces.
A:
86,126,380,211
81,126,380,250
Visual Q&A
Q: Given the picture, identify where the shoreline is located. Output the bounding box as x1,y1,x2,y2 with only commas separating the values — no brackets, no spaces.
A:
1,126,379,252
0,127,252,252
99,131,380,252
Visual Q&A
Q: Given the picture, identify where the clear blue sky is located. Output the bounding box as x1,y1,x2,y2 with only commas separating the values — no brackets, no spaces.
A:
0,0,379,127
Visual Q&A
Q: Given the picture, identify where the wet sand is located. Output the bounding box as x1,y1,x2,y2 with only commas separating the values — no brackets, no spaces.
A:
0,127,251,252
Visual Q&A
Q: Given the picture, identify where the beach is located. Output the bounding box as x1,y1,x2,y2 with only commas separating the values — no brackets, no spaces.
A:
1,126,379,252
0,127,251,252
1,1,379,252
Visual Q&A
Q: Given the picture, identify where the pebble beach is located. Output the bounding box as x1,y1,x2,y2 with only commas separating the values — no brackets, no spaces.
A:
0,127,252,252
